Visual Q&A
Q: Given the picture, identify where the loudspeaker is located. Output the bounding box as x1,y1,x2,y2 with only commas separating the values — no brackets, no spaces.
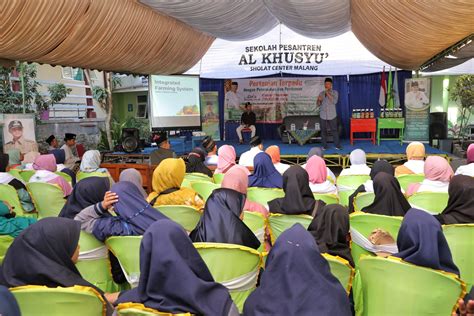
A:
429,112,447,144
121,128,139,153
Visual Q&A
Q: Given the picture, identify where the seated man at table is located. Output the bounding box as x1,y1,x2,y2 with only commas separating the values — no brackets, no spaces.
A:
150,132,176,166
236,102,256,144
239,136,263,167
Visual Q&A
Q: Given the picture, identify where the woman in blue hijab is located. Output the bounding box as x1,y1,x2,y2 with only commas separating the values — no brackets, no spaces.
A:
394,208,459,276
248,152,283,189
115,220,239,316
243,224,351,316
74,181,168,241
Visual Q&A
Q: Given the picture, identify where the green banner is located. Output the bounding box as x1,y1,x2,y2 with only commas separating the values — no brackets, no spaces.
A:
200,91,220,140
404,78,431,142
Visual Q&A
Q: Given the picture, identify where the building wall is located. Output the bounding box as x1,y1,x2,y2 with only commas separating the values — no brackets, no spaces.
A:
112,91,148,121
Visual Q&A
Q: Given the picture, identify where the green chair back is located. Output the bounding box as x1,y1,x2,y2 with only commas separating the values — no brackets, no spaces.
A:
336,175,370,206
106,236,142,287
191,182,220,201
0,184,26,215
155,205,202,232
443,224,474,290
313,193,339,205
182,173,213,189
396,174,424,192
407,192,449,214
0,235,14,264
76,232,119,293
246,188,284,207
19,170,35,182
356,256,465,316
353,192,375,212
117,303,192,316
268,213,313,244
55,171,72,184
349,213,403,267
26,182,66,218
77,171,109,182
322,253,355,294
10,285,106,316
242,211,267,252
8,169,23,181
194,242,262,312
213,173,225,184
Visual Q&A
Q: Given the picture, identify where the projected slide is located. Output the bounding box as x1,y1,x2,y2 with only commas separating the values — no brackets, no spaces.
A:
149,75,201,129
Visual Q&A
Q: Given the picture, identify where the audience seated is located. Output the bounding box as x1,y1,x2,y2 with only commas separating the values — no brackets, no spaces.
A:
307,204,354,267
0,218,114,314
74,182,167,242
202,136,218,166
21,151,40,167
305,155,337,194
435,175,474,225
114,220,239,315
185,147,213,178
455,143,474,177
395,142,426,176
302,147,336,182
265,145,290,175
339,149,371,176
248,152,283,189
239,136,263,167
79,150,110,175
361,173,411,216
214,145,237,174
394,208,459,276
147,158,204,209
149,132,176,166
189,188,261,250
119,168,147,198
268,165,323,216
0,201,36,238
406,156,453,196
59,177,110,219
49,149,76,186
29,154,72,197
243,224,351,316
0,156,35,213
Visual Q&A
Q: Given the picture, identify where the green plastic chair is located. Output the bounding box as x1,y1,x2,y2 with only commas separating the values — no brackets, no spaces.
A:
8,169,23,181
76,232,118,293
443,224,474,291
106,236,142,287
353,192,375,212
182,173,214,189
242,211,267,250
155,205,202,232
407,192,449,214
0,235,14,264
268,213,313,244
19,170,35,182
0,184,26,215
26,182,66,218
336,175,370,206
349,212,403,267
10,285,106,316
396,174,425,192
55,171,72,184
355,256,465,316
313,193,339,205
77,171,110,182
191,182,220,201
117,303,192,316
247,188,284,207
194,242,262,313
322,253,355,294
213,173,225,184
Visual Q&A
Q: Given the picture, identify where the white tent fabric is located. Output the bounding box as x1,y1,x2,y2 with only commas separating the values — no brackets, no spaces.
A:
139,0,350,40
185,25,395,78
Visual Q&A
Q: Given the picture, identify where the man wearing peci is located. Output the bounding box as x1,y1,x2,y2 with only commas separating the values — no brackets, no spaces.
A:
317,78,342,150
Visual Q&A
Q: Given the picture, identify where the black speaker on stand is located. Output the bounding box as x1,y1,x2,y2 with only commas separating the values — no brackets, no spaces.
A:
121,128,140,153
429,112,447,147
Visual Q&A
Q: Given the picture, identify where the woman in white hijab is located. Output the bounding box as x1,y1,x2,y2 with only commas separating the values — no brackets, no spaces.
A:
339,149,371,176
79,150,109,174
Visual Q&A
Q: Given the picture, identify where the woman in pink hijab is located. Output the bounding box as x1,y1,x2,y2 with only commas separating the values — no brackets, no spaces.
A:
305,156,337,194
29,154,72,197
214,145,237,174
406,156,453,196
455,143,474,177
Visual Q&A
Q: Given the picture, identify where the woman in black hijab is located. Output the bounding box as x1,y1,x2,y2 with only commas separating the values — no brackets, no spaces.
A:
307,204,354,267
59,177,110,218
268,165,322,216
435,175,474,225
348,159,394,213
361,172,411,216
189,188,260,250
0,153,9,172
116,220,239,315
185,147,213,178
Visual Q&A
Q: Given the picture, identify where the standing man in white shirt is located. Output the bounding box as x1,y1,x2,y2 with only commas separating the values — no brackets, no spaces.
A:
61,133,80,169
238,136,263,167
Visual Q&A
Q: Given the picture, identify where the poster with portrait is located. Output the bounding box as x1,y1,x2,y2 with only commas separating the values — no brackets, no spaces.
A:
200,91,220,140
2,114,38,155
404,78,431,142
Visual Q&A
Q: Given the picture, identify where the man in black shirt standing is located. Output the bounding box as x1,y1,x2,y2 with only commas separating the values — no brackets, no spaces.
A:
236,102,256,144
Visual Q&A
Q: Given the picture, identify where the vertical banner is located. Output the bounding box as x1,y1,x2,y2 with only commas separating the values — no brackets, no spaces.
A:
200,91,220,140
404,78,431,142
